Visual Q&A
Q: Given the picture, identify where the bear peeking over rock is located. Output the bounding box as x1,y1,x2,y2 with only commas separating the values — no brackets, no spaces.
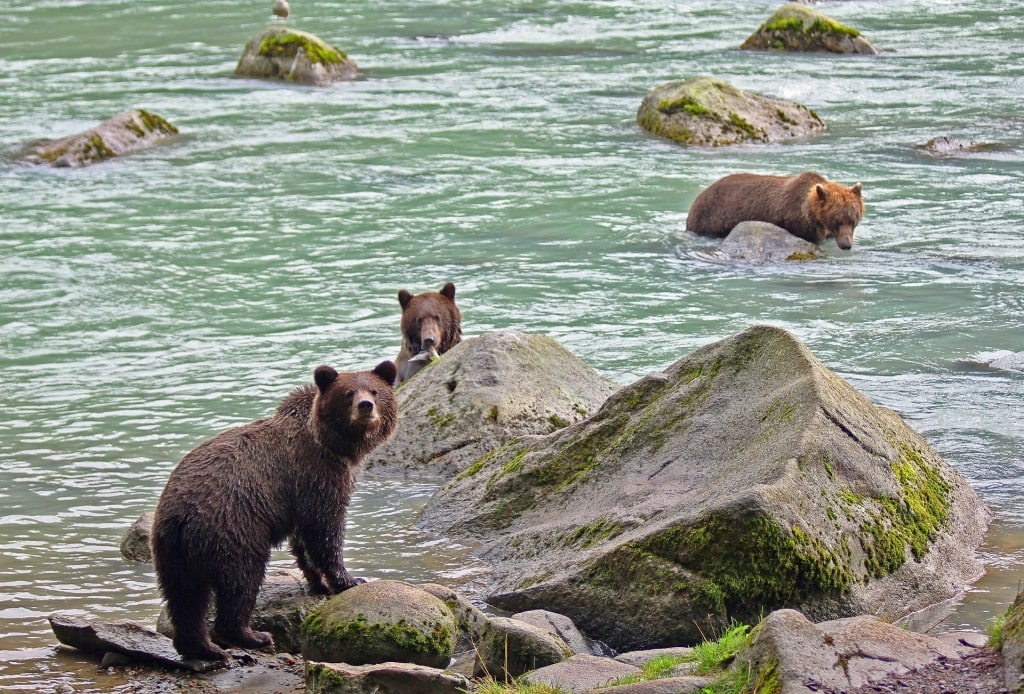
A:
395,282,462,383
151,361,399,661
686,171,864,250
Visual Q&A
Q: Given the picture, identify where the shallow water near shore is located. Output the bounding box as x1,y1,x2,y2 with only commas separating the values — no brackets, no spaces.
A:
1,0,1023,688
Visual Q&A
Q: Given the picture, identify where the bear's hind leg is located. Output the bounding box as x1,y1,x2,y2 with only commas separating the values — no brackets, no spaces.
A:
211,562,273,651
166,583,230,661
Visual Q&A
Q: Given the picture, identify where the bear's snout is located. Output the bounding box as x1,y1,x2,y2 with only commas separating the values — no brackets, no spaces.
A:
356,398,376,416
835,226,855,250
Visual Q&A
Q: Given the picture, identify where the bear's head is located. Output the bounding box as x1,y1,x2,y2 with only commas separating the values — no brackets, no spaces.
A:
811,181,864,250
397,282,462,358
311,361,398,461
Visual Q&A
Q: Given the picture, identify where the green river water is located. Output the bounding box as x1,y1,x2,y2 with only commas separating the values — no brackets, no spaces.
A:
1,0,1022,688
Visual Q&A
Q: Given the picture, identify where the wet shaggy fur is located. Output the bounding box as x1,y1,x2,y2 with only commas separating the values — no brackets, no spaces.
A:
686,172,864,249
395,282,462,383
151,361,399,661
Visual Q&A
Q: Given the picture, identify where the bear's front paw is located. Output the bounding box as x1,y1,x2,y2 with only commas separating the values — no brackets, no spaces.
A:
330,570,365,592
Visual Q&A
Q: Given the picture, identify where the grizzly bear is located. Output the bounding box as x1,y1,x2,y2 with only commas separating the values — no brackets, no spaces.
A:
151,361,399,661
394,282,462,383
686,172,864,250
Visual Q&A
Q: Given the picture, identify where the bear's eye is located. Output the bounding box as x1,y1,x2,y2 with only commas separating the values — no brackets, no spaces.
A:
370,389,378,397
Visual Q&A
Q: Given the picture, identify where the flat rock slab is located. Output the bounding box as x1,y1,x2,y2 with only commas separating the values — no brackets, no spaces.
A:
305,661,469,694
637,76,825,146
22,109,178,167
736,609,972,693
49,612,222,673
524,654,640,693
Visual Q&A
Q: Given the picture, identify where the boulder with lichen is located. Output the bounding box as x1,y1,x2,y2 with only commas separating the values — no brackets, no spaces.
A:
637,76,825,147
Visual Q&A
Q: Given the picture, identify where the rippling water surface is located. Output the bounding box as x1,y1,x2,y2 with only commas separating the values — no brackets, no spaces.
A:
1,0,1022,687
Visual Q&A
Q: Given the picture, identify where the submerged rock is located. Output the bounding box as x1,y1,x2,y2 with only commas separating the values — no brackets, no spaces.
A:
119,511,154,563
922,136,999,155
21,109,178,168
364,330,619,480
741,3,878,55
718,221,824,263
637,77,825,147
235,26,358,86
419,326,991,651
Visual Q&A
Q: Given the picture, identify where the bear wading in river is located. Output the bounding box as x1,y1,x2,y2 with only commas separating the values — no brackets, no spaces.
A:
686,172,864,250
394,282,462,383
151,361,398,661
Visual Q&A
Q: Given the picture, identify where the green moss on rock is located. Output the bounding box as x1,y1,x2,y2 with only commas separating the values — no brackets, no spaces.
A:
257,28,346,65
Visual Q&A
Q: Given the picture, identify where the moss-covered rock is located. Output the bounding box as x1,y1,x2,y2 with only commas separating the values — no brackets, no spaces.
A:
21,109,178,168
472,616,573,680
301,581,456,668
741,3,878,55
1002,591,1024,691
636,77,825,147
419,326,991,651
235,26,358,86
365,330,620,480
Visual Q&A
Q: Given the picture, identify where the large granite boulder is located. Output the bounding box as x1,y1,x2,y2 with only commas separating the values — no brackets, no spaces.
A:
20,109,178,167
419,326,991,651
364,330,619,480
741,3,878,55
637,77,825,147
235,26,358,86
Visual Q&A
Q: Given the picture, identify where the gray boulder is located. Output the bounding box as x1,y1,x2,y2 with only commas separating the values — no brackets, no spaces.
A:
637,77,825,147
305,661,469,694
741,3,878,55
365,330,619,479
511,609,594,655
718,221,823,262
235,26,358,86
473,615,573,679
21,109,178,167
119,511,154,563
301,580,456,669
419,326,991,651
734,609,972,693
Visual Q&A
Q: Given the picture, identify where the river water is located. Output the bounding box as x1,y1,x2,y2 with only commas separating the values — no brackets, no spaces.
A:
1,0,1022,688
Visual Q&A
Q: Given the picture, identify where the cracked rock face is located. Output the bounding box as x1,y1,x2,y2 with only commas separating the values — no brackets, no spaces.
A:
736,609,972,692
419,326,991,651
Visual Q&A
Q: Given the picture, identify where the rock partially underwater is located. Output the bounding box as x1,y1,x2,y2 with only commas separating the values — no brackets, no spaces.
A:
637,77,826,147
741,3,879,55
235,26,358,86
20,109,178,168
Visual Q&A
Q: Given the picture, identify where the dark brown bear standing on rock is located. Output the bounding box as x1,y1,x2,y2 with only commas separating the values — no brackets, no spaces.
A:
151,361,398,661
395,282,462,383
686,172,864,249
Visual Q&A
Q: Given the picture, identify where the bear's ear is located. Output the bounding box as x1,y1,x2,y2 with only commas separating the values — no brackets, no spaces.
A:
815,184,830,201
398,289,413,309
372,360,398,387
314,365,339,391
851,182,863,197
440,282,456,301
